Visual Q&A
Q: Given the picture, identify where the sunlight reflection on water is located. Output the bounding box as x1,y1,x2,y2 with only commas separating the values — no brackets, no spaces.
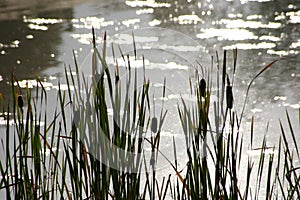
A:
0,0,298,130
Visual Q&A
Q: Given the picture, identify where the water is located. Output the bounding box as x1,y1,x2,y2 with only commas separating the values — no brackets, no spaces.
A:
0,0,299,196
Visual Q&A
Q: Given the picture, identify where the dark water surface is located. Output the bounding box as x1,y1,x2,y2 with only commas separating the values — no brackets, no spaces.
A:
0,0,299,188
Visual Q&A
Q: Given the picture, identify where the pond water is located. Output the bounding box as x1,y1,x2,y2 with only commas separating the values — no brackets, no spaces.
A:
0,0,299,193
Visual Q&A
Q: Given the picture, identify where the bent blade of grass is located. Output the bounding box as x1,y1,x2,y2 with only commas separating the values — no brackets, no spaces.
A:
239,60,278,126
144,138,187,190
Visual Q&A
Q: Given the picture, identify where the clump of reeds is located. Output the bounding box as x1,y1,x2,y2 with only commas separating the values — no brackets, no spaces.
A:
0,29,299,200
176,49,299,200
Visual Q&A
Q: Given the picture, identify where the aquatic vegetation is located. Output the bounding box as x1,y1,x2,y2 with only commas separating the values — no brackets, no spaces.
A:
0,29,299,200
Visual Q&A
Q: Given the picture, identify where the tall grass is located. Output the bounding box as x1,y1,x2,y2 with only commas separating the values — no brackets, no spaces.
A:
0,29,299,199
176,50,299,200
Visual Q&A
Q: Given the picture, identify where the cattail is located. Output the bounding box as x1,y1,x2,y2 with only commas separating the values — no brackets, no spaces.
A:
132,31,136,60
127,54,131,71
17,95,23,109
115,60,119,84
115,74,119,84
200,78,206,97
92,27,96,48
151,117,158,133
226,85,233,109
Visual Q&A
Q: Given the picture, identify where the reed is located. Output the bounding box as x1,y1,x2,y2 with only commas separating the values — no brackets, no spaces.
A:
0,29,298,199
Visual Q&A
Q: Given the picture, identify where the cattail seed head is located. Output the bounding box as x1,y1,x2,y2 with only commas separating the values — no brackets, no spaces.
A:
151,117,158,133
200,78,206,97
115,61,120,83
115,75,119,83
17,95,23,109
226,85,233,109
